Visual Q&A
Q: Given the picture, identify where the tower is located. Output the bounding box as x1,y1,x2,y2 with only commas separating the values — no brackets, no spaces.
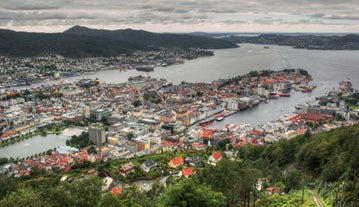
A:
88,126,105,146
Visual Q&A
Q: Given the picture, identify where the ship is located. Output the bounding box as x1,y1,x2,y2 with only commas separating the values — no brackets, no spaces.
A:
199,119,215,127
301,88,312,93
295,104,306,110
279,93,290,97
136,66,154,72
215,113,224,121
238,103,249,111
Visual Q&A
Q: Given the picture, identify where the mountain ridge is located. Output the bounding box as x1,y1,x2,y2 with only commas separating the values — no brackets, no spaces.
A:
0,26,238,57
63,25,238,49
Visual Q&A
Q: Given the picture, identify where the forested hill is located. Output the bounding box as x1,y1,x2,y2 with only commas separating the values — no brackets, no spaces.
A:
0,29,147,58
0,124,358,206
0,26,237,58
64,25,238,49
224,34,359,50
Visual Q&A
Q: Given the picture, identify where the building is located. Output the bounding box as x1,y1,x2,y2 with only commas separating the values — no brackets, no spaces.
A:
119,162,135,176
134,136,151,151
179,167,194,178
208,151,222,166
88,126,106,146
185,156,202,167
140,159,157,173
168,156,184,168
90,109,112,121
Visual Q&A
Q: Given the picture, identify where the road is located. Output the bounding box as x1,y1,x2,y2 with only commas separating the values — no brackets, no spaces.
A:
312,191,325,207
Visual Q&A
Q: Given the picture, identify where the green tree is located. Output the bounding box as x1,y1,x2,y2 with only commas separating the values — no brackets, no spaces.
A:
0,188,47,207
98,193,125,207
132,100,142,107
127,132,135,140
284,169,302,193
158,177,226,207
0,176,18,200
87,146,97,154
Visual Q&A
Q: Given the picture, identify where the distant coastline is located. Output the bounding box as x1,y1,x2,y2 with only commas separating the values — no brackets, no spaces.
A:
223,34,359,50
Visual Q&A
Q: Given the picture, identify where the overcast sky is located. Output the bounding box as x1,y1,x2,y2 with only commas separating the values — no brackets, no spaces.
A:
1,0,358,33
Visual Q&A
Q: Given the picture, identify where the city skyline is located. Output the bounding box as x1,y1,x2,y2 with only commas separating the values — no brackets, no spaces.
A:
0,0,358,33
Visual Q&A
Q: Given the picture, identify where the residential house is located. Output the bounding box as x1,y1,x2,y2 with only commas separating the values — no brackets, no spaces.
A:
208,151,222,166
168,156,184,168
119,162,135,176
140,159,157,173
179,167,194,178
185,156,202,167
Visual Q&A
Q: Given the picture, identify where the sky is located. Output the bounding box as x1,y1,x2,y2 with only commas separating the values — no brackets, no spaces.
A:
1,0,358,33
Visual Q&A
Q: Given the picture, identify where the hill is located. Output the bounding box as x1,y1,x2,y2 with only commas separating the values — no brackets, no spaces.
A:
0,124,358,206
0,29,148,58
64,25,238,49
225,34,359,50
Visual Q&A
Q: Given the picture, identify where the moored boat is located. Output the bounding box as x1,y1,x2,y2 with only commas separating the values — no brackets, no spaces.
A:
136,66,154,72
215,113,224,121
199,119,215,127
301,88,312,93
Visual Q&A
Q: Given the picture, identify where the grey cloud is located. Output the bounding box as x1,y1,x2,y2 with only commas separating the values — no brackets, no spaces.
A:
0,0,357,32
1,0,60,10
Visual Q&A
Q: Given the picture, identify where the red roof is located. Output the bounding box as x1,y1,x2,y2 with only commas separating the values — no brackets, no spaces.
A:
111,187,122,196
212,151,222,161
64,165,71,172
169,156,184,168
181,167,194,177
300,113,328,122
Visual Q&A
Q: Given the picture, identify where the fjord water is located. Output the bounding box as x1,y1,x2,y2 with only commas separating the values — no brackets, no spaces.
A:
3,44,359,158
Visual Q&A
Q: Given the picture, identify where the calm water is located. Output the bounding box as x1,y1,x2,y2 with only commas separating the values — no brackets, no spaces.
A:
0,134,68,159
5,44,359,157
22,44,359,90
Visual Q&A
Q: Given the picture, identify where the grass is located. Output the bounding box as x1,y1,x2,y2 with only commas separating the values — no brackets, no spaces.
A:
349,105,359,110
255,188,317,207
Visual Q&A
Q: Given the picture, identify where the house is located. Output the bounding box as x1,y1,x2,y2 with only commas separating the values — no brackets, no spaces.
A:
185,156,202,167
208,151,222,166
179,167,194,178
140,159,157,173
119,162,135,176
168,156,184,168
102,176,114,191
265,187,281,196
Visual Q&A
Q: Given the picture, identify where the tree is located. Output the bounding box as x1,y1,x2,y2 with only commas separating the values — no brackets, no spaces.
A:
132,100,142,107
284,169,302,193
87,146,97,154
158,177,226,207
304,129,312,139
0,158,8,165
0,188,47,207
73,176,103,206
98,193,125,207
127,132,135,140
0,176,18,200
